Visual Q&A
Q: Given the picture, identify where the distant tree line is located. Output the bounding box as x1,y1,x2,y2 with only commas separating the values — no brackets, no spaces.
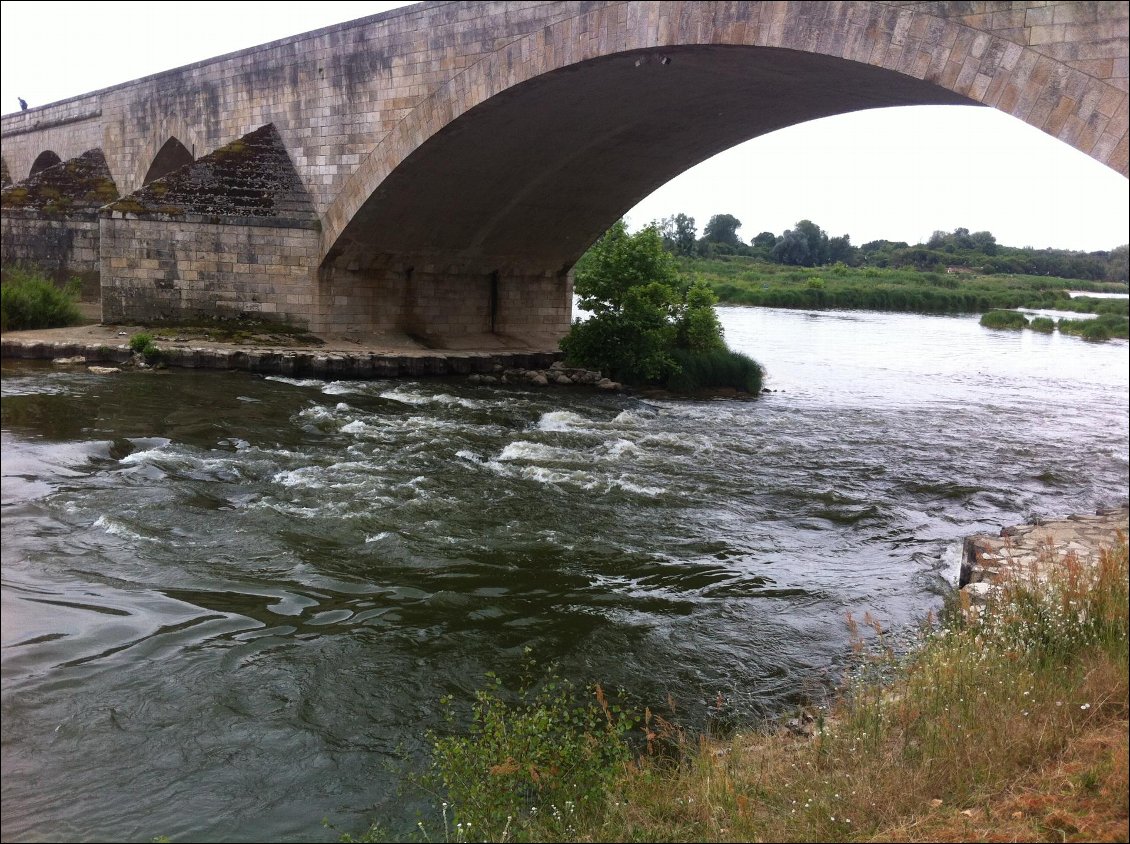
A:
657,214,1129,283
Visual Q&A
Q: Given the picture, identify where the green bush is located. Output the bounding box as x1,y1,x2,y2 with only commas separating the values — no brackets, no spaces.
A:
1028,316,1055,333
427,667,633,841
128,332,154,353
128,331,165,364
0,268,82,331
980,309,1029,330
562,222,763,391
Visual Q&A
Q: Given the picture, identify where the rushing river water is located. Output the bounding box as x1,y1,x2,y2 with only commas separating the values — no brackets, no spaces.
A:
2,306,1128,841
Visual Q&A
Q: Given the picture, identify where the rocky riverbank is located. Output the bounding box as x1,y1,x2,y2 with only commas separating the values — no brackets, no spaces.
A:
960,504,1130,602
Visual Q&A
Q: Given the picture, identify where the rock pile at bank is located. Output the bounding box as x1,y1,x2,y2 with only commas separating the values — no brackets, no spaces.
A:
467,360,621,390
960,504,1129,602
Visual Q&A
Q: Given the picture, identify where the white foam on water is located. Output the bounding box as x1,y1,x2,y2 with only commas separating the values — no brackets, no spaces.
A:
496,441,575,463
536,410,590,432
340,420,370,435
93,514,153,542
118,439,172,465
611,478,666,496
604,438,641,460
364,531,395,543
297,405,341,424
271,467,329,489
379,386,485,409
265,376,325,388
323,382,360,396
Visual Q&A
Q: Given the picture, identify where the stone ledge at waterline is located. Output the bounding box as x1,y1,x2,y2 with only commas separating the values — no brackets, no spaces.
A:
1,333,563,379
960,504,1130,602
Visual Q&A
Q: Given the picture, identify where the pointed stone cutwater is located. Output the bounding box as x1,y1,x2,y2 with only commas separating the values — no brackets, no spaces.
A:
99,124,321,327
105,124,316,222
0,149,118,280
1,148,119,216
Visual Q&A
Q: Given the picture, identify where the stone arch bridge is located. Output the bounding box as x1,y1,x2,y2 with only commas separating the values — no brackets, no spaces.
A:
1,1,1127,346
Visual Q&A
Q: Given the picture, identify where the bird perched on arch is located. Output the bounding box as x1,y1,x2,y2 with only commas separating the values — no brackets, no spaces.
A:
18,97,28,110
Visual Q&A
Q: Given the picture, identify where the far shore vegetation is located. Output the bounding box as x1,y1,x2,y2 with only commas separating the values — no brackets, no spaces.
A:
340,535,1128,843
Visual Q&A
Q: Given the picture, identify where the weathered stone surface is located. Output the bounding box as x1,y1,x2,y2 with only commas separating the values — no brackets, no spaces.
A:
104,124,315,221
1,148,117,280
1,148,118,214
1,330,563,380
960,504,1130,600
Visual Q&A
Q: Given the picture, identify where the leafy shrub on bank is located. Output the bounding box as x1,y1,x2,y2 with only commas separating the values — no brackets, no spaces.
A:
562,222,763,392
128,332,165,364
425,666,634,841
0,268,82,331
980,309,1029,329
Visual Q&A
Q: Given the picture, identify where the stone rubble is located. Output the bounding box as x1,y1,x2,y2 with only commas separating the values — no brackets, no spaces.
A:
467,360,621,390
959,504,1129,603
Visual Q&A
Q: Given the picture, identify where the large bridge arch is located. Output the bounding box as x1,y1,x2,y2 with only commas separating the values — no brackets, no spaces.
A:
323,0,1128,274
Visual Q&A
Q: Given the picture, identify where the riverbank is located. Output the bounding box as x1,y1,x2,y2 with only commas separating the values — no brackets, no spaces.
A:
406,509,1129,843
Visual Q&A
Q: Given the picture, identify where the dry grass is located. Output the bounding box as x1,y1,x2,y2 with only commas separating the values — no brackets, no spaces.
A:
583,538,1129,844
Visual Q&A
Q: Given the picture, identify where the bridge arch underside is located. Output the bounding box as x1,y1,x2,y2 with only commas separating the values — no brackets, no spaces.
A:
319,45,974,344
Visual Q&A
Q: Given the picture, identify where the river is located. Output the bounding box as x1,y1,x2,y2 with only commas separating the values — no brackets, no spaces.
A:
2,306,1127,841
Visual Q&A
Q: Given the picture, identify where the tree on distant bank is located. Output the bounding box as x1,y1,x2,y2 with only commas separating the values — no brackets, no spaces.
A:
1108,244,1129,282
703,213,743,247
751,231,777,249
659,213,698,256
771,229,810,266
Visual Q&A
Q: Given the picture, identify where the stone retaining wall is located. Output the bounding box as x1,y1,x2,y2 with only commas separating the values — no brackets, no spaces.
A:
99,216,321,326
0,211,100,279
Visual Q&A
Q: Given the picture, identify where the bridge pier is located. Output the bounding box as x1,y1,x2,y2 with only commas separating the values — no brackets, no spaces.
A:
316,261,572,347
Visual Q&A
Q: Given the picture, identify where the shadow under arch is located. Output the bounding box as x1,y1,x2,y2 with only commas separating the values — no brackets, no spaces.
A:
143,137,194,184
29,150,61,177
323,44,974,275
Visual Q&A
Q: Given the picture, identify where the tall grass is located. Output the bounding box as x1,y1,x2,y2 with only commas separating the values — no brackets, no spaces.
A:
1059,313,1130,341
667,348,763,394
594,537,1129,843
980,309,1029,329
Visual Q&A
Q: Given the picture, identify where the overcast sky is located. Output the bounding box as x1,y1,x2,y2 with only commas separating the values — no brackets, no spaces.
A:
2,0,1126,252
